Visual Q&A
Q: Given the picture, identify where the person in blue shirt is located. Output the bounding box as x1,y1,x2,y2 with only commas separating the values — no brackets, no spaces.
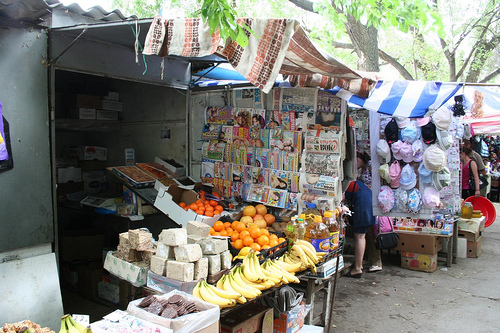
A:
344,180,376,278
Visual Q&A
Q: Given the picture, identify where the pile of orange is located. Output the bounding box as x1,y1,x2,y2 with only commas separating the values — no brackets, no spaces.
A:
178,199,223,217
209,220,286,252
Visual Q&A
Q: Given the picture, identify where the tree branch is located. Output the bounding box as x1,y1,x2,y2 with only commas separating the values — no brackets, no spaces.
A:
480,68,500,83
378,49,414,80
287,0,316,13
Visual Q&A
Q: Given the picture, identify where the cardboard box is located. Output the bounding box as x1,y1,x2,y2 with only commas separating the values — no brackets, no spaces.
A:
457,217,485,242
83,170,106,194
103,251,149,287
101,99,123,111
98,280,120,304
64,146,108,161
79,160,108,172
306,255,344,279
146,270,198,294
96,109,119,120
273,304,307,333
67,94,101,108
400,251,438,273
467,236,482,258
60,230,105,262
220,304,273,333
68,108,96,120
195,321,219,333
395,232,442,254
155,157,186,177
57,166,82,183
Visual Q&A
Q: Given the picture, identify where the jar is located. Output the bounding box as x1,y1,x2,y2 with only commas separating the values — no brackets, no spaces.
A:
461,202,473,219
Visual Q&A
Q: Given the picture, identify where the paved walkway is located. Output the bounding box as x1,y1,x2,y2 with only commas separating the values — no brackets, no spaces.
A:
331,203,500,333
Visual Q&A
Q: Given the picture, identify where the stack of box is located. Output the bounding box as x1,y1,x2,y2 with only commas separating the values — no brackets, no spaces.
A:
98,91,122,120
395,233,442,273
457,217,485,258
147,221,231,293
66,93,101,120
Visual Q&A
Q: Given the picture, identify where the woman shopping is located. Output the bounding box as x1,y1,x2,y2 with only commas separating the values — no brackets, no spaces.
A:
461,147,481,199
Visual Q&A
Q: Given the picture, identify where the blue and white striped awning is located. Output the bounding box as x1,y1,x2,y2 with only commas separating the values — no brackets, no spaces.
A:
329,80,463,118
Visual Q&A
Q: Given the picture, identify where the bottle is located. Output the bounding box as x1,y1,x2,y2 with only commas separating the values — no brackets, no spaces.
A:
285,216,298,244
296,217,306,240
323,210,340,251
461,202,473,219
303,203,321,226
304,215,331,252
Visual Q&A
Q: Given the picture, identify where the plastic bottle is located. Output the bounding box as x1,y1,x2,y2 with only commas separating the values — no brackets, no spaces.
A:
296,217,306,240
285,216,298,243
323,210,340,251
304,215,331,252
303,203,321,226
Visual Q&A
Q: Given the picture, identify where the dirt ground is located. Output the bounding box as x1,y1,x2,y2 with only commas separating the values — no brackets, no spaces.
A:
329,204,500,333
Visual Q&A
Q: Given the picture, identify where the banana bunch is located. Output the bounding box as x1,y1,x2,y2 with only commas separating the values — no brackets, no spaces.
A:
262,259,300,284
286,240,327,275
59,314,92,333
193,279,239,308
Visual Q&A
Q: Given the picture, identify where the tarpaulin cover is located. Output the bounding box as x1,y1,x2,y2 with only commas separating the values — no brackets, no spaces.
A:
143,17,374,96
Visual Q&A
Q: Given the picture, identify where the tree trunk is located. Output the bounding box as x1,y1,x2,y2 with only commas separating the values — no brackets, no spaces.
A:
465,38,500,83
345,14,380,72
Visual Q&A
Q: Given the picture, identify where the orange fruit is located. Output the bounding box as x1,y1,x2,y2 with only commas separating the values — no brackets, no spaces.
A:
257,235,270,246
231,220,239,229
242,236,254,247
215,205,223,212
219,230,228,237
239,230,250,239
250,227,262,239
196,199,203,206
223,222,232,229
261,245,271,250
233,239,244,250
209,200,218,207
195,209,203,215
250,243,261,251
231,231,240,242
240,216,254,225
213,220,224,232
269,233,279,240
214,210,223,216
205,211,214,217
269,239,279,247
243,205,257,217
253,214,264,221
255,204,267,216
260,228,270,236
189,203,198,211
234,222,246,233
209,227,215,235
205,205,214,212
278,237,286,244
212,232,220,236
264,214,276,226
225,227,234,234
179,202,187,208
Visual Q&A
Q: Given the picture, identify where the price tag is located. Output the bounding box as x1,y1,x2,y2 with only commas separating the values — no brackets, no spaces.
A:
72,314,90,327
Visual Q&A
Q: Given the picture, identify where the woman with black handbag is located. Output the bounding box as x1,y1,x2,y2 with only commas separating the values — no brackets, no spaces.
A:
461,147,481,199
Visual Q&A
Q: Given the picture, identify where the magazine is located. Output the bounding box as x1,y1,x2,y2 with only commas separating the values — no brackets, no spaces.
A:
205,106,234,125
201,159,216,178
248,185,270,203
266,189,288,208
233,108,253,128
280,87,317,113
201,123,222,140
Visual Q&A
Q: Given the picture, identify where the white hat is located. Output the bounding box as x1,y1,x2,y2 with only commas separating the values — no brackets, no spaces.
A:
423,144,447,172
437,130,453,151
400,164,417,190
432,109,451,130
412,140,424,162
423,187,441,209
376,139,391,164
395,116,411,129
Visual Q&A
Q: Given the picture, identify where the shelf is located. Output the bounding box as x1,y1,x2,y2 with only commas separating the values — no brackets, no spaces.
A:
55,119,120,132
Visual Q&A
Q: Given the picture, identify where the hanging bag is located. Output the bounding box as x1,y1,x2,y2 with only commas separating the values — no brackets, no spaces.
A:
374,216,399,250
468,161,488,190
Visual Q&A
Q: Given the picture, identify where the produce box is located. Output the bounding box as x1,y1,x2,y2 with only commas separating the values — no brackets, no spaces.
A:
147,270,198,294
66,93,101,108
395,232,442,255
103,251,149,287
68,107,96,120
457,217,485,242
400,251,438,273
155,156,186,177
112,166,156,188
127,290,219,333
220,303,273,333
273,303,308,333
306,255,344,279
96,110,119,120
57,166,82,183
467,236,482,258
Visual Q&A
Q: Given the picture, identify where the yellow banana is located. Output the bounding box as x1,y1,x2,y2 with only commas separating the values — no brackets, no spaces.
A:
242,252,267,283
228,270,260,299
299,245,319,264
291,245,310,268
63,317,81,333
268,260,300,283
193,281,203,300
216,275,226,289
222,272,247,304
260,261,284,284
263,261,289,284
59,315,68,333
198,281,236,308
295,240,317,255
233,267,263,295
237,266,268,291
274,259,303,273
66,314,89,333
203,280,241,300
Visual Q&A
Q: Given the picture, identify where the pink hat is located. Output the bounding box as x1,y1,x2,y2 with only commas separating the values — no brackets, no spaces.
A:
423,187,441,209
389,160,402,188
417,117,430,127
391,140,404,160
378,185,395,213
400,142,414,163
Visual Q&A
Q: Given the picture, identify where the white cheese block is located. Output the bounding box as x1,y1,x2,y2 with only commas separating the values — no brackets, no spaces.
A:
194,257,209,280
174,244,203,263
158,228,187,246
166,260,194,282
150,255,168,276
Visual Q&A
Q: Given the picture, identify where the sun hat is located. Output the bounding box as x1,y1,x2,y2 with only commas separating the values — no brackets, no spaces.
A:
412,140,424,162
407,188,422,215
423,187,441,209
418,163,433,184
376,139,392,164
384,119,399,144
401,142,414,163
432,108,452,130
378,164,391,184
401,121,421,144
455,123,464,139
423,144,447,172
437,130,453,151
433,167,451,191
400,164,417,190
389,160,402,188
395,188,408,211
391,140,404,160
395,116,410,129
417,117,430,127
378,185,395,213
421,121,437,145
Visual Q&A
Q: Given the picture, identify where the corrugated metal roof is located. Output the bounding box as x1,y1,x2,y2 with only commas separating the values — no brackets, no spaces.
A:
0,0,136,23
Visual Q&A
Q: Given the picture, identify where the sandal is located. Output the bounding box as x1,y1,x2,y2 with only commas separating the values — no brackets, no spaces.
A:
345,271,363,279
368,265,382,273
